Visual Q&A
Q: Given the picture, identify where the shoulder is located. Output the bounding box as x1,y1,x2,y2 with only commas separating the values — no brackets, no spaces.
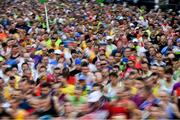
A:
170,103,178,109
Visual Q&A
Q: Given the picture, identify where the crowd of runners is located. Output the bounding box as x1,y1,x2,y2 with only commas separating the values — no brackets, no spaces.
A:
0,0,180,119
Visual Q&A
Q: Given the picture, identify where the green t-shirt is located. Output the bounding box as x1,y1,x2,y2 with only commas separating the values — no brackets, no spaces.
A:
67,96,87,106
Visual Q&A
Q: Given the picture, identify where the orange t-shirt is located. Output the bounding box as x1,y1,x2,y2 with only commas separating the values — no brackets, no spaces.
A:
0,33,8,40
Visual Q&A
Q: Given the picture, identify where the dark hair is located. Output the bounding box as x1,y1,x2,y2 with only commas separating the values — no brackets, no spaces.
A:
85,34,90,40
129,71,136,75
136,77,144,81
172,57,179,62
40,65,46,69
22,62,28,66
27,80,35,85
4,68,12,74
109,72,118,78
151,72,159,77
131,48,136,52
41,82,51,88
12,44,18,48
54,67,61,71
21,75,29,81
71,49,77,54
113,65,119,69
2,42,7,47
48,49,55,54
81,61,89,67
93,83,104,91
9,76,15,80
62,67,69,78
165,68,173,75
11,65,18,70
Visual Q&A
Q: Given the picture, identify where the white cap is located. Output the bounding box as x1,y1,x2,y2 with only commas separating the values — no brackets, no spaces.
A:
130,23,135,27
106,36,113,40
31,44,37,48
132,38,139,43
88,91,102,103
135,27,139,30
54,50,62,55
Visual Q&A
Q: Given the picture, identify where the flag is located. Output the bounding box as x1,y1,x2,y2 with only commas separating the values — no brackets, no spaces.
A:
39,0,47,4
96,0,104,3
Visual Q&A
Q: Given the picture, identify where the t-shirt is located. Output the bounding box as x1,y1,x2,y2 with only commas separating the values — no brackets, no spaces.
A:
152,84,160,97
67,76,76,85
0,33,8,40
106,83,122,100
67,95,86,106
15,109,27,120
132,93,145,107
60,85,75,95
70,69,81,76
139,98,160,110
160,79,176,94
171,82,180,95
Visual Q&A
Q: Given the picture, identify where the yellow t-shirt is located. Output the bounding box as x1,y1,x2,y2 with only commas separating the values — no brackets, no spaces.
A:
15,109,27,120
3,85,12,100
15,75,21,89
152,85,160,97
60,85,75,95
46,38,62,50
131,87,138,95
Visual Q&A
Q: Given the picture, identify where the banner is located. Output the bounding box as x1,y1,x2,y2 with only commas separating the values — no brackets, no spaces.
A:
39,0,47,4
96,0,105,3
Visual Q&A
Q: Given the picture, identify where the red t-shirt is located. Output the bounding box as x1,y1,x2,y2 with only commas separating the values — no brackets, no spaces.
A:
102,102,129,119
176,88,180,97
67,76,76,85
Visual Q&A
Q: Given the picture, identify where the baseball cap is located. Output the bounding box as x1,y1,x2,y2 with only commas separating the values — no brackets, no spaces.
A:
106,36,113,40
78,74,86,81
132,38,139,43
88,91,102,103
121,57,128,63
129,55,136,61
75,58,82,65
99,41,107,45
54,50,62,55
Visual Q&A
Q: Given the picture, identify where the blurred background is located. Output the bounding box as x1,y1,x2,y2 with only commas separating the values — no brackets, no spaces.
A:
0,0,180,12
101,0,180,11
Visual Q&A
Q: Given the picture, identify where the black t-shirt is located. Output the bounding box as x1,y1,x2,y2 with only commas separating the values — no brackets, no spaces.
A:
15,24,30,33
69,69,81,76
10,53,20,59
35,98,59,117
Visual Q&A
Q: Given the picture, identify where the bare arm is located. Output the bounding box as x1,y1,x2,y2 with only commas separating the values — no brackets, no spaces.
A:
172,104,180,118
